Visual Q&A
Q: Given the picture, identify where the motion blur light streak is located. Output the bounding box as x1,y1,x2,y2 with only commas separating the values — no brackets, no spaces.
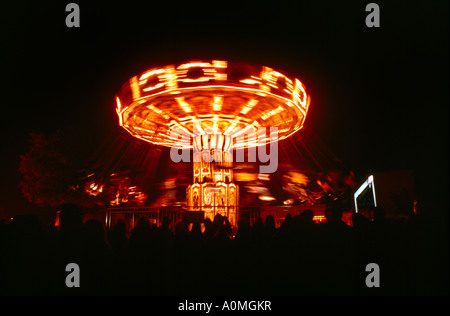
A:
116,60,310,148
116,60,310,225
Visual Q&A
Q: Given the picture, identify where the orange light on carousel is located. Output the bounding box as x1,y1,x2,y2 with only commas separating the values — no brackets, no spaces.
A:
115,60,310,226
85,181,104,196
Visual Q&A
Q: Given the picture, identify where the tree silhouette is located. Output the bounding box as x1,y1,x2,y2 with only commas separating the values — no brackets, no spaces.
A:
18,131,76,207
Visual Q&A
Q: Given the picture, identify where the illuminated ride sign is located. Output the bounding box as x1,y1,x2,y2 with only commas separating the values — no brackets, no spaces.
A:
354,175,377,213
115,60,310,226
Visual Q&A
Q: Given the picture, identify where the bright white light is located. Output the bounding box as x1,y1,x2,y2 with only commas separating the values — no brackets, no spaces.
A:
354,174,377,213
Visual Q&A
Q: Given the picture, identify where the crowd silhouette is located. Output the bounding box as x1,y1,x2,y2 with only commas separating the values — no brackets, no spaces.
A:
0,203,448,296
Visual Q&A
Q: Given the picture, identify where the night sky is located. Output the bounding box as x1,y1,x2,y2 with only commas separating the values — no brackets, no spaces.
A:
1,1,448,219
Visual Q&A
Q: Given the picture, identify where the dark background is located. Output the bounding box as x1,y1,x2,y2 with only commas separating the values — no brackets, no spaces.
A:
1,1,448,222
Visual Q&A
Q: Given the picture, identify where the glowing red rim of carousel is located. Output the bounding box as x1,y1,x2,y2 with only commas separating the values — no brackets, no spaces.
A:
115,60,310,149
